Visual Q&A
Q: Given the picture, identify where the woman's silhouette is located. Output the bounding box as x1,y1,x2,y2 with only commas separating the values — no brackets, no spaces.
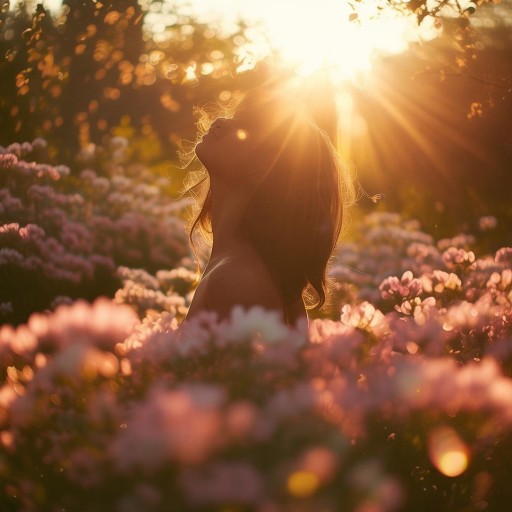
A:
180,86,354,328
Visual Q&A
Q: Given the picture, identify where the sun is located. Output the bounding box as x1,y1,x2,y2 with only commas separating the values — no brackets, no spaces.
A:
262,1,444,83
34,0,441,84
181,0,441,84
29,0,441,86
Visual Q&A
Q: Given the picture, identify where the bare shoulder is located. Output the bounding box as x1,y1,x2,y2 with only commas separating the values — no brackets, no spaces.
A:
204,254,283,320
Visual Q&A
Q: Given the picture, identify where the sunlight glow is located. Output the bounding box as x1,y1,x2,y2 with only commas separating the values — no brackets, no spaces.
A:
30,0,444,84
428,426,470,477
178,0,442,84
184,63,198,83
236,129,248,140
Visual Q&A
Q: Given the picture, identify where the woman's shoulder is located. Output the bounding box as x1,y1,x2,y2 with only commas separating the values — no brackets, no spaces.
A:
205,252,283,307
207,261,308,328
185,249,279,322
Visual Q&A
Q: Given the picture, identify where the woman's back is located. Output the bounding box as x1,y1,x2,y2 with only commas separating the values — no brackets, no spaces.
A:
185,247,308,328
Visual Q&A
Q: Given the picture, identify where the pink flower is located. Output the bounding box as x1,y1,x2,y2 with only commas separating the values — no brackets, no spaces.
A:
341,302,387,334
1,322,38,361
218,305,291,345
495,247,512,265
31,137,47,150
6,143,21,156
295,446,339,484
0,153,19,169
0,384,17,425
66,447,103,488
379,271,423,302
425,270,462,293
26,297,139,352
80,168,97,181
395,296,436,325
110,383,225,472
348,460,405,512
18,223,46,240
224,400,259,439
388,311,448,356
479,216,497,231
443,297,499,331
443,247,476,270
0,248,23,265
438,234,475,251
487,269,512,292
263,382,316,422
0,223,20,234
179,461,264,506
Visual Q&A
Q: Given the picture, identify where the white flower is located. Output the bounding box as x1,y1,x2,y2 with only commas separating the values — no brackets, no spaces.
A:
221,305,290,344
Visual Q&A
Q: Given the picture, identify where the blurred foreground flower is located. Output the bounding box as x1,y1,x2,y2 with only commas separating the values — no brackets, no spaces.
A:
0,267,511,511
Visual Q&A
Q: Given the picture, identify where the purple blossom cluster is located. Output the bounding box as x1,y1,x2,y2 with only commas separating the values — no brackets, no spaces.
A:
0,139,191,324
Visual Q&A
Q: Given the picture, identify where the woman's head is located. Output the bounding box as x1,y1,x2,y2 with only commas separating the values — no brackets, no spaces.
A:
182,86,356,314
194,90,310,192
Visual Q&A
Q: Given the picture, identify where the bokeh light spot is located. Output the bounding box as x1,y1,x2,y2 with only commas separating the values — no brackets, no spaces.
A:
287,470,320,498
428,426,469,477
236,129,248,140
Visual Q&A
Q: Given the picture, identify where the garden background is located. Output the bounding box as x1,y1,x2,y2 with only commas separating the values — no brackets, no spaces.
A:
0,1,511,511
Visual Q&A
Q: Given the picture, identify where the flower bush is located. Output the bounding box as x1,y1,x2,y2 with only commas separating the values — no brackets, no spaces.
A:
328,212,491,310
0,218,511,510
1,145,511,511
0,138,191,325
113,264,197,321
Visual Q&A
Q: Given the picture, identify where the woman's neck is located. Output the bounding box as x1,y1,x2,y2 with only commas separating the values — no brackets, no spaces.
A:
208,180,252,263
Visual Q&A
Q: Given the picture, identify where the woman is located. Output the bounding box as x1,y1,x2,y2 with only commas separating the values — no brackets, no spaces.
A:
180,86,355,328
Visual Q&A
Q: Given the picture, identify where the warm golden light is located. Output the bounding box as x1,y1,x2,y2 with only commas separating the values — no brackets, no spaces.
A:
180,0,441,84
428,426,470,477
29,1,445,88
287,470,320,497
184,63,198,83
236,129,248,140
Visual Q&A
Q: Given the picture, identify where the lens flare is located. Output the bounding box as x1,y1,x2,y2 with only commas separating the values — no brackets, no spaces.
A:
428,426,469,477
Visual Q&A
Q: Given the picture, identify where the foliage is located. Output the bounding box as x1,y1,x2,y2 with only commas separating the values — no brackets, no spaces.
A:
385,0,497,23
0,0,261,165
0,0,507,167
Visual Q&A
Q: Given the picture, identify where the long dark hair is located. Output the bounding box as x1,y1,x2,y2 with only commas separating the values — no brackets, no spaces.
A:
179,86,356,318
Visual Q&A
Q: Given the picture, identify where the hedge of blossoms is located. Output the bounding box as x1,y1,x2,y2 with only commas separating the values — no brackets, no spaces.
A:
0,226,511,510
113,264,198,321
0,138,191,325
327,212,500,312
